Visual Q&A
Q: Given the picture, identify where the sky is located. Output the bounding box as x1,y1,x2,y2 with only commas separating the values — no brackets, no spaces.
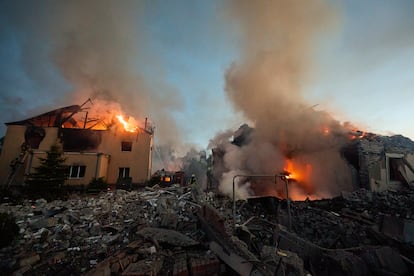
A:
0,0,414,152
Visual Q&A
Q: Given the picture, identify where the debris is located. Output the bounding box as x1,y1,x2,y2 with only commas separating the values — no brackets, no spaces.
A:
137,227,198,247
1,184,413,275
122,257,164,276
19,253,40,267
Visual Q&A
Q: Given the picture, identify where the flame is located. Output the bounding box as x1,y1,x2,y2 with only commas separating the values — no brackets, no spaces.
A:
349,129,367,140
283,159,313,194
284,159,308,182
116,115,138,132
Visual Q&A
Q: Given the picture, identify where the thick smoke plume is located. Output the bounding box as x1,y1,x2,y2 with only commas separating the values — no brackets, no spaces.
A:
211,0,354,200
0,1,218,180
1,0,183,146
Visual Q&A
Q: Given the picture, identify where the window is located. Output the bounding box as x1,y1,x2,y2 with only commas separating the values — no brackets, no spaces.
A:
121,141,132,151
119,167,130,179
68,165,86,179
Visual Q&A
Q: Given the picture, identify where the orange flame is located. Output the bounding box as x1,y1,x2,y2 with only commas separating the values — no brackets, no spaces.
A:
322,126,330,136
284,159,313,193
116,115,138,133
349,130,366,140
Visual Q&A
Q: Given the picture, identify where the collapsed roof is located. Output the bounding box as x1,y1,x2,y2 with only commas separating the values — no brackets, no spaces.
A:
5,104,109,130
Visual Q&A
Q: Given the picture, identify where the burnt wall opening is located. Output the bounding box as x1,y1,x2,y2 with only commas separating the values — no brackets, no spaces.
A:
341,142,359,171
60,129,102,152
24,126,46,149
389,157,408,185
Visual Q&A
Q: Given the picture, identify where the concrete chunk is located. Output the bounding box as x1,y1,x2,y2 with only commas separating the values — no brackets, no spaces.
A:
137,227,198,247
122,257,164,276
19,253,40,267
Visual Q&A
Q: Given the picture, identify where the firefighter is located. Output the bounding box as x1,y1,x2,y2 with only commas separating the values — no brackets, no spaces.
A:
189,174,197,186
189,174,200,201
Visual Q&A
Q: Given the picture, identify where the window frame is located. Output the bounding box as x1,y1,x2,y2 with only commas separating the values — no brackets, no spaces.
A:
68,165,86,179
118,167,130,179
121,141,132,152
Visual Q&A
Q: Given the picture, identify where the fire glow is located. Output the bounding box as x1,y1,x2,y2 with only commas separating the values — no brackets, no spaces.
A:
322,126,330,136
116,115,138,133
349,130,367,140
284,159,314,194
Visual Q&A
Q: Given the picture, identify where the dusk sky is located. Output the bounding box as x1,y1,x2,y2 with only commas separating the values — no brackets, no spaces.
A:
1,0,413,151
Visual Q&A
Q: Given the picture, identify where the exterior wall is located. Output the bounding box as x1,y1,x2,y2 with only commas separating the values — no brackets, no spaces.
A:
404,154,414,184
359,139,414,192
97,154,110,179
0,124,153,187
0,126,62,186
38,127,59,150
368,158,387,192
62,152,102,186
0,125,27,185
358,139,384,190
98,130,153,184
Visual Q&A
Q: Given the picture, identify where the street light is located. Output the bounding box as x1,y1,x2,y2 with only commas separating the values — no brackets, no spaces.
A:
232,173,292,231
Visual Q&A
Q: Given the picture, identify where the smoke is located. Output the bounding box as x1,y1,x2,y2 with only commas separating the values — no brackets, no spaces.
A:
179,148,208,189
2,0,394,196
212,0,354,199
152,145,208,188
0,0,183,146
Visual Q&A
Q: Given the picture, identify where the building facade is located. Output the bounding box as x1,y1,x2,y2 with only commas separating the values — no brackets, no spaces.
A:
0,104,154,187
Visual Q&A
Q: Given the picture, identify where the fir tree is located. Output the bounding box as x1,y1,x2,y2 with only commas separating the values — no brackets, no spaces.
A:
26,142,68,195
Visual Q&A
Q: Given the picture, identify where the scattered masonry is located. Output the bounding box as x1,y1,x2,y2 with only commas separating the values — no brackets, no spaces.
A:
1,184,414,275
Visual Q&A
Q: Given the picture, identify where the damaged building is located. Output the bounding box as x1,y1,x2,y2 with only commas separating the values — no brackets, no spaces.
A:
1,120,414,275
0,102,154,188
211,124,414,199
343,133,414,192
1,114,414,275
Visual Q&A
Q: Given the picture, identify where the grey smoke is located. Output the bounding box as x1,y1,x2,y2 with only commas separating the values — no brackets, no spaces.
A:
210,0,354,199
0,0,183,146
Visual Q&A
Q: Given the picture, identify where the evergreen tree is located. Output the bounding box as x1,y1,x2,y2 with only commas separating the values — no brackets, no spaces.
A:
26,142,68,195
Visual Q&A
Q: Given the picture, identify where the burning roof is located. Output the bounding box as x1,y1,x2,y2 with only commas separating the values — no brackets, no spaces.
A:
6,105,84,128
5,101,153,134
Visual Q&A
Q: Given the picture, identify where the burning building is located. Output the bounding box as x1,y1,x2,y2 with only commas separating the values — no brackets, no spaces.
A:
211,124,414,201
0,101,154,188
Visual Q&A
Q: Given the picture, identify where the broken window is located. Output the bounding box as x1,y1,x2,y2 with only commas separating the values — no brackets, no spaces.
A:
68,165,86,179
61,129,102,151
389,157,407,184
121,141,132,151
119,167,130,179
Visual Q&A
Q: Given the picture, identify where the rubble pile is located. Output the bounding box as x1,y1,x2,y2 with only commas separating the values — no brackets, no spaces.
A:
379,135,414,151
340,188,414,218
227,189,414,275
289,189,414,248
1,184,414,275
0,185,220,275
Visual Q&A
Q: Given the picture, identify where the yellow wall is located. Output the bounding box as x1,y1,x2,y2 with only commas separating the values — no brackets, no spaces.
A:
0,125,27,185
62,153,101,186
0,125,153,187
39,128,59,150
97,154,110,179
98,130,153,184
